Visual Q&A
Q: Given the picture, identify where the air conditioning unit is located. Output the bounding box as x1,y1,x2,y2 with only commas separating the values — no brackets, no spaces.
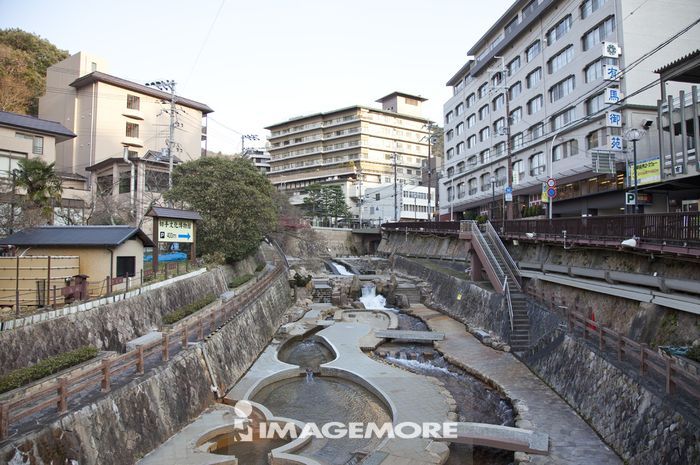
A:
674,165,684,174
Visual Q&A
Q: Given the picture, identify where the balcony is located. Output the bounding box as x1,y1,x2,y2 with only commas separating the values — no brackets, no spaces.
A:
122,108,144,120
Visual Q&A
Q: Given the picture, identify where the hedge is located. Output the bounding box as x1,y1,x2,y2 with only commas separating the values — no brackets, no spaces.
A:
229,274,253,289
0,346,99,394
162,293,217,325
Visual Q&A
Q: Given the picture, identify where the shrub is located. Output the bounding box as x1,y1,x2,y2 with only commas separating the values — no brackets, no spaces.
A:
475,215,489,224
229,274,253,289
255,262,265,272
292,273,312,287
162,294,217,325
0,346,99,394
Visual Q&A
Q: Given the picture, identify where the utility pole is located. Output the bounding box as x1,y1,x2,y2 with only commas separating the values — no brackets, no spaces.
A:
393,152,398,222
241,134,259,156
423,121,436,221
490,57,513,221
358,166,363,227
146,80,177,191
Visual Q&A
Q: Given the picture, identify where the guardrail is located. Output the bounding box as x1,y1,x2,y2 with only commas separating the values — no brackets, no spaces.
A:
0,262,285,440
568,311,700,402
482,221,522,289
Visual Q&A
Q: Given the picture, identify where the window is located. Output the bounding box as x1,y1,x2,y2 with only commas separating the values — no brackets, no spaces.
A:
97,174,113,195
526,67,542,88
467,135,477,149
548,46,574,74
459,160,469,172
457,182,465,198
582,16,615,51
447,186,454,201
491,72,503,87
446,129,454,142
466,114,476,128
455,102,464,116
480,173,491,190
480,149,490,163
456,141,466,155
468,178,478,195
551,107,576,131
527,95,544,114
126,122,139,138
586,128,607,149
585,57,618,82
375,193,381,201
0,151,22,176
492,94,505,111
552,139,579,161
116,256,136,278
479,127,490,142
509,81,522,100
494,142,506,156
581,0,608,19
456,122,464,136
586,92,605,115
494,118,507,135
526,40,541,62
529,123,544,140
466,93,476,108
118,171,133,194
445,111,453,124
447,167,455,177
446,148,454,160
510,107,522,125
478,104,490,120
549,75,575,102
508,56,521,76
145,170,169,192
522,0,537,18
478,82,489,99
511,132,524,149
512,160,524,183
126,94,140,110
15,133,44,155
546,15,572,45
505,17,519,36
529,152,545,176
495,167,507,186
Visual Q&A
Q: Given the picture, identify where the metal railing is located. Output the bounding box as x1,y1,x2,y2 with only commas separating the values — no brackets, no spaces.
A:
466,220,506,286
505,278,514,332
482,221,522,289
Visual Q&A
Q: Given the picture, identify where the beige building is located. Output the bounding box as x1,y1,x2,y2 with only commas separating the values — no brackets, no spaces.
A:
38,52,214,228
266,92,433,218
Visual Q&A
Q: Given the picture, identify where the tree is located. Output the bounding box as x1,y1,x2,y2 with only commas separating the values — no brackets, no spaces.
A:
302,183,325,220
323,185,350,226
0,29,69,115
165,156,277,262
14,158,62,225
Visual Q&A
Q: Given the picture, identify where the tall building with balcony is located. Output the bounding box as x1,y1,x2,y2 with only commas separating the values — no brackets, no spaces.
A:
266,92,432,217
441,0,700,220
243,147,271,174
38,52,213,227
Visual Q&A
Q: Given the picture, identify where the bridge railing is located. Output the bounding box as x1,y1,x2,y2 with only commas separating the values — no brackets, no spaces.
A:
498,212,700,247
0,262,285,440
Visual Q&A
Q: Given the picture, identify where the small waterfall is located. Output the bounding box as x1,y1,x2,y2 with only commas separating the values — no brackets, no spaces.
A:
305,368,314,382
333,262,354,276
360,284,388,310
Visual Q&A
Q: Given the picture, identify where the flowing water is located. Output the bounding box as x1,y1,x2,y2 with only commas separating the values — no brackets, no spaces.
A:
252,376,391,465
359,284,388,310
333,262,355,276
277,335,335,369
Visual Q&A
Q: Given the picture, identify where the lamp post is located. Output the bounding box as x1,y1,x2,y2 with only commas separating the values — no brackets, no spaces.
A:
624,128,644,214
490,175,496,221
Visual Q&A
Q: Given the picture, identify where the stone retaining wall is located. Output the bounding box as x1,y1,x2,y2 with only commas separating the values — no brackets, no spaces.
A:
1,264,292,465
378,231,467,260
524,335,700,465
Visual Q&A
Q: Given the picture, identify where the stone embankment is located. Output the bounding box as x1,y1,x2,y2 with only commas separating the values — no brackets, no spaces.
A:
1,252,293,465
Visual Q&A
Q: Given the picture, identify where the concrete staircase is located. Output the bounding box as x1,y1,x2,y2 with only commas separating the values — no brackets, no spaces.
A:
508,290,530,352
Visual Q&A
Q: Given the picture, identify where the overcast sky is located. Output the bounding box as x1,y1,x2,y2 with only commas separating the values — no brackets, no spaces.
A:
1,0,514,153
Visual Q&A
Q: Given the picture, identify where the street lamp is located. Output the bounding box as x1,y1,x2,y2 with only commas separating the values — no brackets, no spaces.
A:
624,128,644,214
490,175,496,221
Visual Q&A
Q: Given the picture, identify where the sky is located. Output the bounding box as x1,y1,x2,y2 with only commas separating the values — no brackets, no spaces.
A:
0,0,514,153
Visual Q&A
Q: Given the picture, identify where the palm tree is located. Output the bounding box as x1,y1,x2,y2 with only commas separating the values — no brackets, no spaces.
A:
14,158,62,224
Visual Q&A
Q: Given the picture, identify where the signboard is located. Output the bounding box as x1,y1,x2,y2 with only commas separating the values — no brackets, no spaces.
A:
604,88,623,104
546,178,556,188
541,183,548,202
602,42,622,58
603,64,620,81
592,151,616,174
158,218,194,243
505,186,513,202
609,135,624,151
606,111,622,127
547,187,557,199
626,192,654,206
627,157,661,187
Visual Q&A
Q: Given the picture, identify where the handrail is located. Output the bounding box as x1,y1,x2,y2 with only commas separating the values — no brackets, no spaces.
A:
483,221,522,289
505,278,514,332
466,220,506,285
0,261,285,440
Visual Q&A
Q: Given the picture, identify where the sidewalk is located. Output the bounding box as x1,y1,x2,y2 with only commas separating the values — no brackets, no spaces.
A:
409,305,622,465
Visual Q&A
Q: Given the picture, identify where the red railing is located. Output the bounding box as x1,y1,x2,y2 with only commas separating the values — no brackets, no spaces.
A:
568,311,700,401
0,262,284,440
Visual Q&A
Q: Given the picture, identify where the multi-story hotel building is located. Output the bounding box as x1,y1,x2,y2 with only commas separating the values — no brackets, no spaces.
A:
441,0,700,220
39,52,213,227
266,92,433,218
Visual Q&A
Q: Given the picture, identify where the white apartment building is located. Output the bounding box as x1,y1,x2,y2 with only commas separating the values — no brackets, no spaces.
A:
363,184,435,224
243,148,271,174
266,92,432,218
39,52,213,227
441,0,700,220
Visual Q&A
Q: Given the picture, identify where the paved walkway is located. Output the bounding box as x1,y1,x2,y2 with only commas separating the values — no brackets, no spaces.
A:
409,305,622,465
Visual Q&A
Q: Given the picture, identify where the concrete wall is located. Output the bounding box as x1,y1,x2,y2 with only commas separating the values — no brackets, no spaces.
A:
377,230,468,261
0,256,263,376
524,335,700,465
0,268,292,465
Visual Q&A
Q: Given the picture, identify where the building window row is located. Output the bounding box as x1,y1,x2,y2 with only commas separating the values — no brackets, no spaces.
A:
581,0,608,19
549,75,575,103
15,133,44,155
547,15,572,46
552,139,579,161
582,16,615,51
548,45,574,74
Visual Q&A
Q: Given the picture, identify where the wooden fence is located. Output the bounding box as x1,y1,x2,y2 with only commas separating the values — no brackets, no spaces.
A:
0,262,284,439
0,256,80,310
568,311,700,401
